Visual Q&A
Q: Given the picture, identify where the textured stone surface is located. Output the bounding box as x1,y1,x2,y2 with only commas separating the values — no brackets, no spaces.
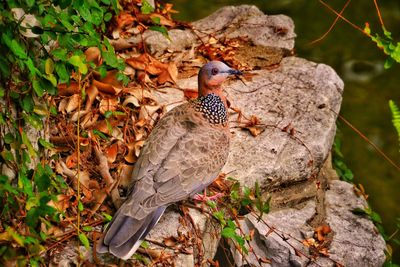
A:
223,57,343,189
193,5,296,50
231,201,316,267
323,180,386,267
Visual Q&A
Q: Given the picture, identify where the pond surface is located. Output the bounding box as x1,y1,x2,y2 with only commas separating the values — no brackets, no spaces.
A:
169,0,400,262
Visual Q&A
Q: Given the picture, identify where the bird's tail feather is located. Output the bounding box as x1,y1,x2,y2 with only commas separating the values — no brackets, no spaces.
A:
97,206,166,260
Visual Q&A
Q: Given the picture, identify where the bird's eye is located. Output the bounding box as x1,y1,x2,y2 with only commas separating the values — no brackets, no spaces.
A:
211,68,219,75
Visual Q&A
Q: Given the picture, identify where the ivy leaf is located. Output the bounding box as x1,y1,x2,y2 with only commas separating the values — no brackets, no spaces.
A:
20,129,37,157
1,33,27,59
34,164,51,192
55,62,70,83
52,48,68,61
21,95,34,112
68,55,88,74
38,138,54,149
221,227,236,238
45,58,54,75
141,0,154,14
4,133,14,144
32,80,44,97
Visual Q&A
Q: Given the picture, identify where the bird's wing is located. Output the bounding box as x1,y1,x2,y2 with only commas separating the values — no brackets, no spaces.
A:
135,122,230,212
130,104,190,184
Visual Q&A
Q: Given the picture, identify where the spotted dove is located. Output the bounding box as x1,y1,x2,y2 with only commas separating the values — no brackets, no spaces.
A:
97,61,241,260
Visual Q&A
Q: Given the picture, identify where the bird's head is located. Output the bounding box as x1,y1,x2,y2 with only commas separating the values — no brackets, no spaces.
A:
198,61,242,97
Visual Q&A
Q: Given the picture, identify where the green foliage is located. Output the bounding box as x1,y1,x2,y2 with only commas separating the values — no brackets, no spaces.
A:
208,179,271,255
332,135,354,182
389,100,400,151
364,24,400,69
0,0,121,263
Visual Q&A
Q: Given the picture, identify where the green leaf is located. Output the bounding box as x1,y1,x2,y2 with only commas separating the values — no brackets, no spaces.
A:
82,226,93,232
104,12,113,22
221,227,235,238
34,164,51,192
149,25,170,40
140,240,149,249
4,133,14,144
2,33,28,59
52,49,68,61
26,0,35,8
21,130,37,157
141,0,154,14
39,138,54,149
78,233,90,249
151,16,161,25
55,62,70,83
104,110,113,118
78,200,84,212
45,58,54,75
68,55,88,74
21,95,34,112
101,212,113,222
32,80,45,97
93,129,108,139
1,150,14,161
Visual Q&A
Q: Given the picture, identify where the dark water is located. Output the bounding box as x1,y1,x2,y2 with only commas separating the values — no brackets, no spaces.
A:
170,0,400,262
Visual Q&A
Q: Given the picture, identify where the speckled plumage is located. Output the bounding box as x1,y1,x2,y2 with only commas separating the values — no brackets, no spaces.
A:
97,61,241,260
193,93,228,125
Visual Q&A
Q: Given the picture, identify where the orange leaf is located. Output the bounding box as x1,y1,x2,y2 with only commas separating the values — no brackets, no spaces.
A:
183,89,198,100
104,143,118,163
116,12,135,29
58,82,80,96
66,152,78,168
158,62,178,84
93,80,122,95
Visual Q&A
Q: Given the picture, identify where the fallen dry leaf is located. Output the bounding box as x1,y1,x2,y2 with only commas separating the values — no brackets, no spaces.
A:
99,98,119,115
104,143,118,163
183,89,198,100
85,47,102,66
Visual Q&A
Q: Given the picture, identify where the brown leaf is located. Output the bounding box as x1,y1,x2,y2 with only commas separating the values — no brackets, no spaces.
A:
104,143,118,163
65,94,81,113
58,82,80,96
118,164,135,188
93,80,122,95
99,98,119,115
66,152,78,168
85,84,99,110
85,47,102,66
246,126,264,137
116,11,135,30
93,118,120,135
164,236,177,247
149,14,175,27
158,62,178,84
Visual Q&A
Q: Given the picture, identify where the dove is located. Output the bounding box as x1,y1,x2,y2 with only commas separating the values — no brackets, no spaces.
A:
97,61,241,260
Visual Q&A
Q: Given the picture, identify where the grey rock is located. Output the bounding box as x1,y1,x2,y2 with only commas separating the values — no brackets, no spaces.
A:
223,57,343,189
121,5,296,55
193,5,296,50
231,201,316,267
321,180,386,267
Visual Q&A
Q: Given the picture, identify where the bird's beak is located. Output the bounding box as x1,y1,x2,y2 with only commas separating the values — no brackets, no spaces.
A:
227,68,242,75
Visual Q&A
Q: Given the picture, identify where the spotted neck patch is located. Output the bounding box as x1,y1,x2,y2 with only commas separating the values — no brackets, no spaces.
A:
193,93,227,125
